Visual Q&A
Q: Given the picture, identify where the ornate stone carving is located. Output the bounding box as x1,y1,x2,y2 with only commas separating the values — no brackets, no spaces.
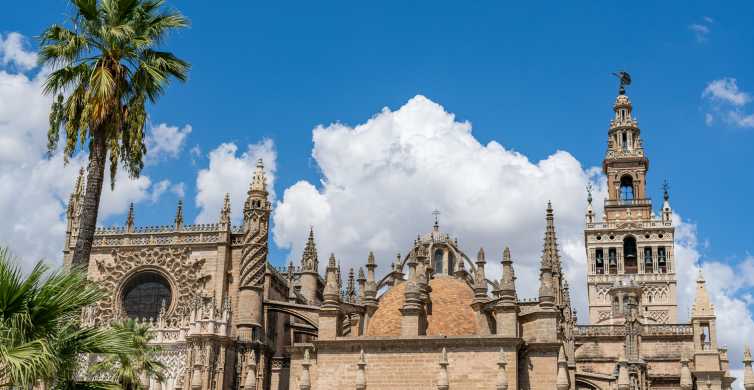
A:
93,247,208,323
240,215,268,288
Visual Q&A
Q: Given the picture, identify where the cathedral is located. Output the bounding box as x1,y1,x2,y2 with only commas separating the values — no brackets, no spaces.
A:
65,85,754,390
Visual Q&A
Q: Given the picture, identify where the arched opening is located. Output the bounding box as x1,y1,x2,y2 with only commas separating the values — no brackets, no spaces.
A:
433,249,444,274
576,380,601,390
621,131,628,150
608,248,618,274
121,271,172,320
644,247,653,273
619,175,634,202
623,236,638,274
658,247,667,273
448,252,456,274
595,248,604,274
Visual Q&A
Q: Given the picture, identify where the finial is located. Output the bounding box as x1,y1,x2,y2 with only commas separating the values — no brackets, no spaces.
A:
220,193,231,225
586,183,593,204
359,348,366,364
248,158,268,194
547,200,553,215
663,179,670,201
328,253,337,268
432,209,440,231
126,202,135,231
612,71,632,95
174,200,184,229
477,248,486,263
357,267,365,281
503,246,511,263
367,251,375,266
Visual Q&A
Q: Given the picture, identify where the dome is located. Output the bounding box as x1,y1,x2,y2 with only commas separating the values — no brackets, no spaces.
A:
614,94,632,108
365,276,480,337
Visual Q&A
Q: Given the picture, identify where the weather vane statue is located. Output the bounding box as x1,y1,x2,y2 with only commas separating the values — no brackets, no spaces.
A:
612,70,632,95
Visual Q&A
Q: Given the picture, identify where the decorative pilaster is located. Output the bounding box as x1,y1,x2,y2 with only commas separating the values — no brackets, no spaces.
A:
744,345,754,390
355,349,367,390
680,350,693,390
300,349,312,390
496,348,508,390
437,347,449,390
556,347,569,390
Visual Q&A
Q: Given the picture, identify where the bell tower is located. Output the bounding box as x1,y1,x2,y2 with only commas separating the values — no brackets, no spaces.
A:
585,76,678,325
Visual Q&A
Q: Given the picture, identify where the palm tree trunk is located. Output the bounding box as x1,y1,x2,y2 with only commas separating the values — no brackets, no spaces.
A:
71,134,107,268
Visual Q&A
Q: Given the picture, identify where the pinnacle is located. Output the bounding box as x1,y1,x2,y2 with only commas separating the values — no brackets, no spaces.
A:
477,247,485,263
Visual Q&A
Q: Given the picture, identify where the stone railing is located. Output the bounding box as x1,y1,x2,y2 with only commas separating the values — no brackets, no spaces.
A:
587,273,675,284
574,325,626,337
92,232,222,247
641,324,693,337
96,223,225,235
586,220,672,230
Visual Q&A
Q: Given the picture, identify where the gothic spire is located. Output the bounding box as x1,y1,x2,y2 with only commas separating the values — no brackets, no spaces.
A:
498,246,517,301
301,226,319,273
323,253,340,306
539,202,557,307
174,200,184,230
473,248,487,299
250,158,267,193
126,202,135,232
691,269,715,318
243,158,270,225
346,268,356,303
364,251,378,304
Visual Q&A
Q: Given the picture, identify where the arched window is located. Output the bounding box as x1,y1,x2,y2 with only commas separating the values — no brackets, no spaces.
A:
448,252,456,274
433,249,444,274
595,249,604,274
623,236,638,274
619,175,634,202
121,271,172,320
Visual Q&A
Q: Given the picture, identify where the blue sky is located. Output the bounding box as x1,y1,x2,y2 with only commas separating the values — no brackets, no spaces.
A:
2,1,754,372
6,1,753,261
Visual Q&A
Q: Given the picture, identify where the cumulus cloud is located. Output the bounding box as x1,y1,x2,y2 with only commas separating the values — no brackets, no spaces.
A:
0,32,38,71
272,95,608,307
145,123,192,163
0,33,176,269
702,78,754,129
194,139,276,224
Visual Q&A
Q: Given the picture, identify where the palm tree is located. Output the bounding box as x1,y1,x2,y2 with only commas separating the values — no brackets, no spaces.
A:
90,319,166,390
0,248,130,388
41,0,190,267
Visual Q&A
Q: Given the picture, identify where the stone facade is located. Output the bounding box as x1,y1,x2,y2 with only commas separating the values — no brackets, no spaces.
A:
66,87,751,389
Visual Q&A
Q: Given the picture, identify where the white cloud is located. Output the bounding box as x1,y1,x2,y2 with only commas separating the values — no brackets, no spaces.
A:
689,23,711,43
145,123,192,163
194,139,276,224
0,33,176,269
703,78,751,107
0,32,38,71
272,95,608,306
702,78,754,129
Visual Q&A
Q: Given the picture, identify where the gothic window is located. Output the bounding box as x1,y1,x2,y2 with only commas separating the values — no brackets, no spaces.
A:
619,175,634,202
612,296,620,314
121,271,172,320
448,252,456,274
644,247,653,273
623,236,638,274
433,249,444,274
658,247,667,273
608,248,618,274
595,248,604,274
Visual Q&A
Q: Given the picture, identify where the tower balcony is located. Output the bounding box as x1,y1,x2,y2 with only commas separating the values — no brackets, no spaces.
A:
604,198,652,208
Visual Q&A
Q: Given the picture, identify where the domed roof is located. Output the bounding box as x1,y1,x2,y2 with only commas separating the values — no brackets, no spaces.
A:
365,276,480,337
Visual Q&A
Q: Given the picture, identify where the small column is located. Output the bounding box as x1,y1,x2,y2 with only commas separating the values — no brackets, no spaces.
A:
355,349,367,390
437,347,449,390
617,354,629,390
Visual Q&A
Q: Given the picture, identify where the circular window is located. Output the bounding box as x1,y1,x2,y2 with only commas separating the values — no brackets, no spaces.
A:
658,234,664,239
596,235,602,241
121,271,172,320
